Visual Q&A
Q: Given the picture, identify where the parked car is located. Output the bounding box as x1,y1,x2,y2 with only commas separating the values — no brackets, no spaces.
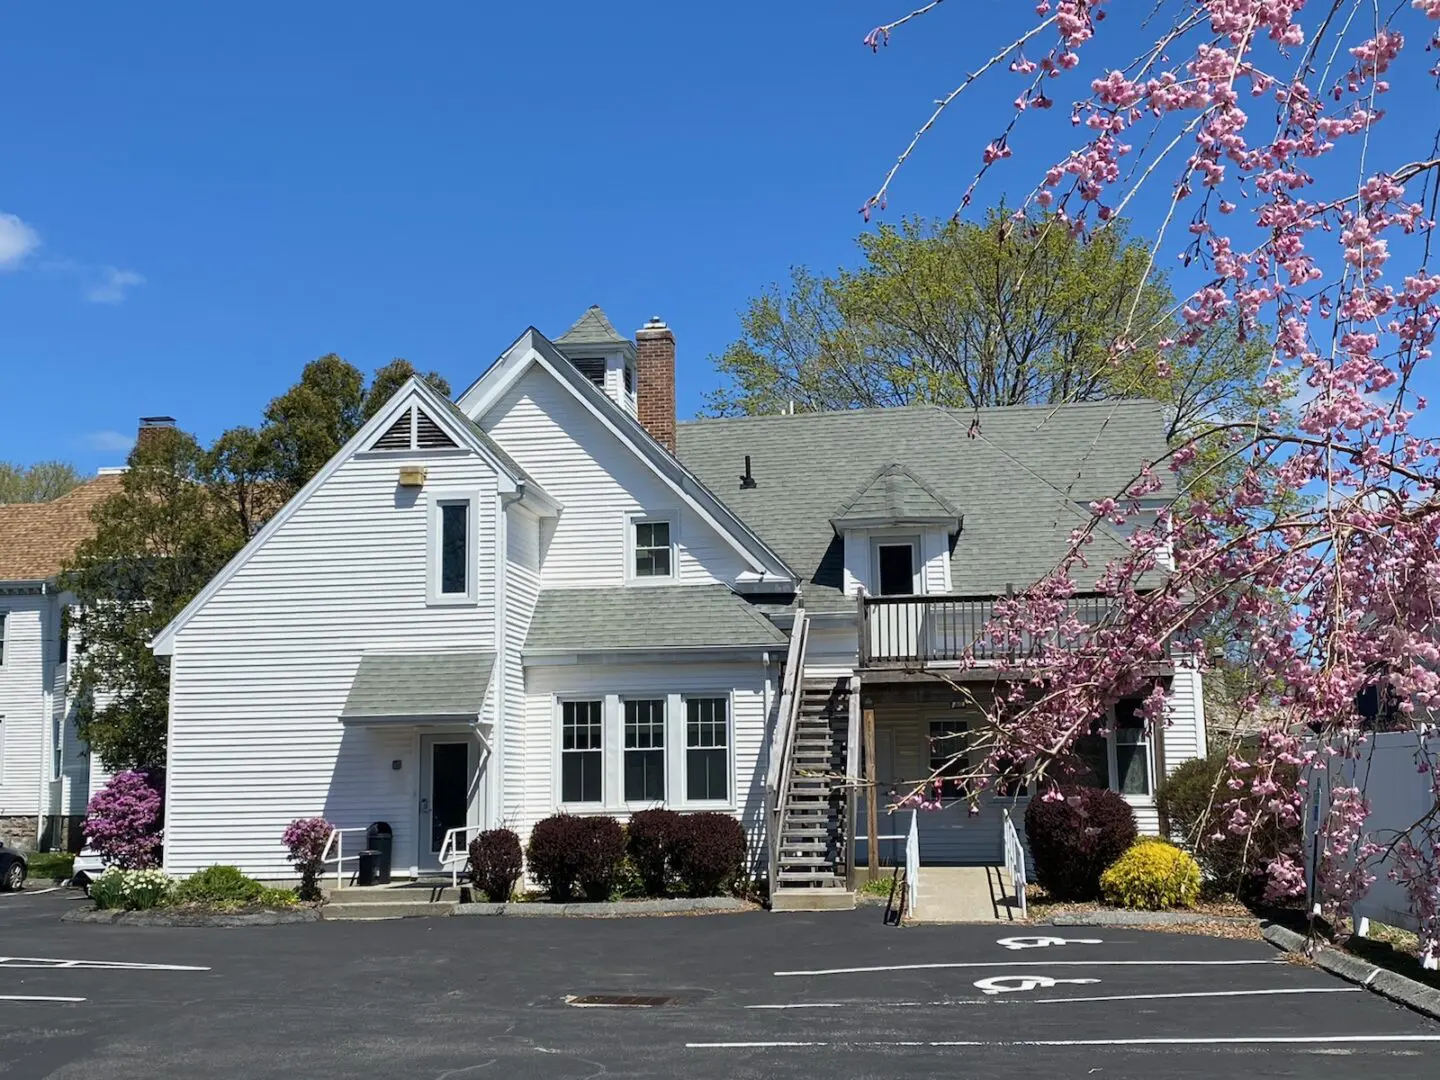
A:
70,848,108,896
0,844,27,891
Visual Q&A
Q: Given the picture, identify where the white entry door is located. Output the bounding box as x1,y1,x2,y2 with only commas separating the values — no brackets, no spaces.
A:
418,735,482,873
869,538,924,660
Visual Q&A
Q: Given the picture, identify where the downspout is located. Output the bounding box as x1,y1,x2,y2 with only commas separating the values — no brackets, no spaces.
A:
37,581,53,850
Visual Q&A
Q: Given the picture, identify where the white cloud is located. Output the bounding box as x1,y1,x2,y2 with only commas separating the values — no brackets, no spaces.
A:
0,211,41,269
84,430,136,453
83,266,145,304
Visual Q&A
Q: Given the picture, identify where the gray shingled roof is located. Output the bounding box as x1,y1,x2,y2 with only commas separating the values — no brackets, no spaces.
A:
524,585,789,653
555,306,628,348
342,652,495,719
677,401,1174,613
830,463,962,530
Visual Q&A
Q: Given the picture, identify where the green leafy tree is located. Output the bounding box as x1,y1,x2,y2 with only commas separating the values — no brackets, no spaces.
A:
365,359,451,420
63,427,245,770
706,213,1270,440
0,460,83,503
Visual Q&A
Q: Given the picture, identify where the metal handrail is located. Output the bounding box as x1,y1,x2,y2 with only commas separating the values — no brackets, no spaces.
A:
766,607,810,893
438,825,485,888
904,809,920,918
1002,808,1028,918
320,826,368,890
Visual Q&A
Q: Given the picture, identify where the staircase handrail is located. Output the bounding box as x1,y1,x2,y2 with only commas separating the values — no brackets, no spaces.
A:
320,826,368,890
766,607,810,891
1002,807,1028,918
904,808,920,918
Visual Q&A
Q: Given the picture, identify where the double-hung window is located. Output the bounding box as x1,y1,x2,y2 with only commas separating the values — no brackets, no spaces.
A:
623,698,666,802
685,697,729,802
631,519,672,579
428,493,477,604
0,610,7,666
51,716,63,780
1072,695,1153,797
561,700,603,804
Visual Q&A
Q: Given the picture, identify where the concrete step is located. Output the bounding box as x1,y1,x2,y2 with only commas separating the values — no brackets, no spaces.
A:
322,883,467,905
323,900,459,920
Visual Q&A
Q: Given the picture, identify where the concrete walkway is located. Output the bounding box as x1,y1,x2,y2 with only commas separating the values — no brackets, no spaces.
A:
909,865,1023,923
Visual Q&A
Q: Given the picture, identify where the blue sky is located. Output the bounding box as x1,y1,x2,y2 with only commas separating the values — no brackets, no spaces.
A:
3,2,1436,473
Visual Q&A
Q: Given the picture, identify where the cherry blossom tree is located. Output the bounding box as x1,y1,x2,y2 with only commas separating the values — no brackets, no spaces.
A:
858,0,1440,961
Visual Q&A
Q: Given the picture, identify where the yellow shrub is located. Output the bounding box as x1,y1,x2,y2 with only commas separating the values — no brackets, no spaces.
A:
1100,840,1201,910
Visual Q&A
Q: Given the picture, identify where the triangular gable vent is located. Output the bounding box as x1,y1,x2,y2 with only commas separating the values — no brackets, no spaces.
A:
367,404,458,451
415,409,457,449
372,406,414,450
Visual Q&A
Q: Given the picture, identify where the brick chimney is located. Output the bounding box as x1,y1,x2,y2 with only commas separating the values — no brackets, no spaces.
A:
136,416,176,451
634,316,676,453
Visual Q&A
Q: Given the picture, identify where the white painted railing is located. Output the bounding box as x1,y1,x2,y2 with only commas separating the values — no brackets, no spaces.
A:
320,826,368,890
904,808,920,918
1002,808,1028,919
439,825,485,888
765,607,810,893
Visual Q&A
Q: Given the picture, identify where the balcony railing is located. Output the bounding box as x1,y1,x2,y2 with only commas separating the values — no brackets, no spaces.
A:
858,592,1121,668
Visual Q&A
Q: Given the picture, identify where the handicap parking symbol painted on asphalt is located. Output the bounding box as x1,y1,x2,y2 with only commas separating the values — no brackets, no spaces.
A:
995,935,1103,950
973,974,1101,995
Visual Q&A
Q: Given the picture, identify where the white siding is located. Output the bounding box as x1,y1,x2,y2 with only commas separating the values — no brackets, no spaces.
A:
518,660,777,849
0,597,46,825
803,621,860,683
1164,665,1207,770
479,367,751,589
163,450,500,879
500,506,542,826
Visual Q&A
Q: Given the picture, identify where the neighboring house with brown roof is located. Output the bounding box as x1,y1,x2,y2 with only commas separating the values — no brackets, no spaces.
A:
0,470,125,852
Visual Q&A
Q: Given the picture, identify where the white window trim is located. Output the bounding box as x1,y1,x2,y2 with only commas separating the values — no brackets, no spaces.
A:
870,534,923,596
0,609,8,667
551,690,738,814
556,696,606,808
625,511,678,585
681,693,733,807
1106,703,1156,804
621,695,669,808
427,489,480,606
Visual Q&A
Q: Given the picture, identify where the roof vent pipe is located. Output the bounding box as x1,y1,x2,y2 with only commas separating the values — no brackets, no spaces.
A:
740,455,757,490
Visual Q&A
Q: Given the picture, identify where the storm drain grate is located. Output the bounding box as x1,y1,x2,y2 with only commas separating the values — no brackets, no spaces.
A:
566,994,677,1008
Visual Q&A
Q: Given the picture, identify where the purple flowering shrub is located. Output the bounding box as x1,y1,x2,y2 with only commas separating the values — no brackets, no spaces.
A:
84,770,164,869
282,817,332,901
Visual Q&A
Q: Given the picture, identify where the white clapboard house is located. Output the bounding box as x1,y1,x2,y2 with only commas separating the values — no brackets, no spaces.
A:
149,308,1206,907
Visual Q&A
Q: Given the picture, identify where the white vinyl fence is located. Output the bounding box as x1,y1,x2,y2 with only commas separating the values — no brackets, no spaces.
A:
1304,729,1439,969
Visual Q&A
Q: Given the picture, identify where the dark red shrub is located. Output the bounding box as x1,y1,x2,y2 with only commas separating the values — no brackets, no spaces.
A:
626,808,681,897
1025,788,1138,901
468,828,523,902
525,814,625,901
671,812,747,898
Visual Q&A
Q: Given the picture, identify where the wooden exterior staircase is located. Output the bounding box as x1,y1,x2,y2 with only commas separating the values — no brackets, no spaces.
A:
766,610,858,911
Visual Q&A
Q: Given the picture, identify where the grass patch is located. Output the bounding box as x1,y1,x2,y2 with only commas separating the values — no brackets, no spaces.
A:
25,851,75,882
861,874,902,898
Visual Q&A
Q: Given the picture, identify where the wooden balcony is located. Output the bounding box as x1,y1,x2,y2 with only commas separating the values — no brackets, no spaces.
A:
857,592,1121,669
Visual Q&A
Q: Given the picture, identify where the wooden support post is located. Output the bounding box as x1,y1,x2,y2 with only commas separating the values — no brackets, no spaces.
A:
864,707,879,875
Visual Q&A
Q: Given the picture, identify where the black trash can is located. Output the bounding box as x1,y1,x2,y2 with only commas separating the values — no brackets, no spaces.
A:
356,850,381,887
366,821,393,884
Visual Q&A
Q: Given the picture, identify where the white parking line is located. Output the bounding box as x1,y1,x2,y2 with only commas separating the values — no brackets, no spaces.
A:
0,995,87,1003
774,959,1281,976
688,1034,1440,1049
0,957,210,971
744,986,1364,1009
0,887,63,898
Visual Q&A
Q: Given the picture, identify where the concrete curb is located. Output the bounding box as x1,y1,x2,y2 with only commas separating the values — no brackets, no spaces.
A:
1260,921,1440,1021
453,897,755,918
1050,911,1258,927
62,907,321,927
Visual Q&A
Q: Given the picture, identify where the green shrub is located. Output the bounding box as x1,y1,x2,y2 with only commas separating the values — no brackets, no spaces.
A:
1100,840,1202,910
1025,789,1138,901
254,886,298,908
174,865,266,907
670,812,747,898
1156,751,1300,897
626,809,681,897
89,867,174,911
467,829,523,903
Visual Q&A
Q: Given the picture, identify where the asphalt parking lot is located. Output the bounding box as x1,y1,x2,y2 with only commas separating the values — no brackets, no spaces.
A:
2,885,1438,1079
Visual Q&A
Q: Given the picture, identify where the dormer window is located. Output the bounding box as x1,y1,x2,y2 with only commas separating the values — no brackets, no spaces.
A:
571,358,606,389
630,517,674,580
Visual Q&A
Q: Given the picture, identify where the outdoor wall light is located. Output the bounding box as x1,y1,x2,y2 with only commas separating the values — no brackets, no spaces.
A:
392,759,402,771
